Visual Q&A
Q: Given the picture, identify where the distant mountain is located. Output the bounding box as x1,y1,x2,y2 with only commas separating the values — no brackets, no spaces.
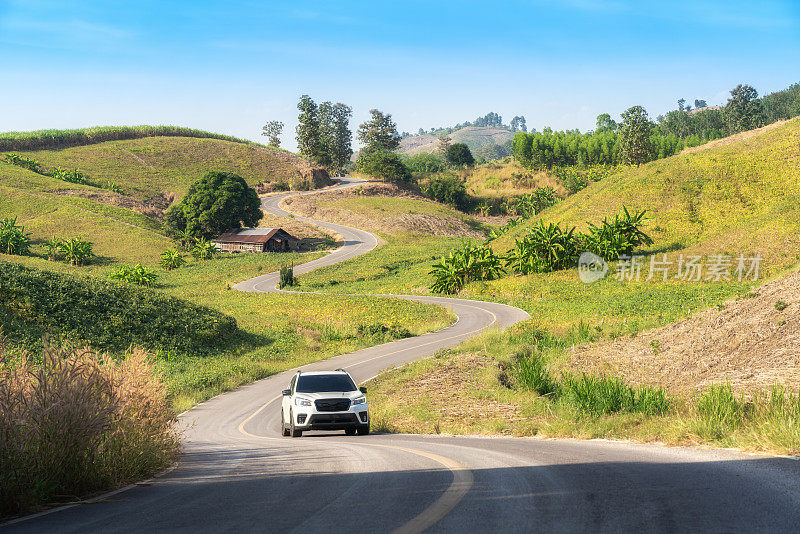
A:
398,126,515,159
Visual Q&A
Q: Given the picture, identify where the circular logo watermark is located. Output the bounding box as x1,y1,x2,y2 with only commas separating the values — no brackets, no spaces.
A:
578,252,608,284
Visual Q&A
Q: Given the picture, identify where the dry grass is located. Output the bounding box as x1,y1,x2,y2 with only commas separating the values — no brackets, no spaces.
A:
563,269,800,394
460,160,568,200
283,181,485,238
0,338,180,517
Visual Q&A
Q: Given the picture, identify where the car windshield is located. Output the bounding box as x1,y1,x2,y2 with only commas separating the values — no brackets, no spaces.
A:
296,374,357,393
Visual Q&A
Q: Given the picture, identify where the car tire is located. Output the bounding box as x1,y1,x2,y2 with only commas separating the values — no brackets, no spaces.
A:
345,427,357,436
357,423,370,436
290,410,302,437
281,409,290,436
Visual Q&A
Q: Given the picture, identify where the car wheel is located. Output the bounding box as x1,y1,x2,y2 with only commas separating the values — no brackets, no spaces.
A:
290,410,302,437
281,409,290,436
357,423,370,436
344,427,357,436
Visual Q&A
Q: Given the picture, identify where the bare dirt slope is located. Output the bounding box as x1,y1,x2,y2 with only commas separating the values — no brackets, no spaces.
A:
564,271,800,393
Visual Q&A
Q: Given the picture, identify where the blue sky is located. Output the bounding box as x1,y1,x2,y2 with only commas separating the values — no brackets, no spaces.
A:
2,0,799,150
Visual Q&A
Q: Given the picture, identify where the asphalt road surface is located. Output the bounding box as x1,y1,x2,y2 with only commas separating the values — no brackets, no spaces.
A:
6,177,800,533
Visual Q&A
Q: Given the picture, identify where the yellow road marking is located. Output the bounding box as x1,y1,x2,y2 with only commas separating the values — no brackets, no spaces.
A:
238,397,474,534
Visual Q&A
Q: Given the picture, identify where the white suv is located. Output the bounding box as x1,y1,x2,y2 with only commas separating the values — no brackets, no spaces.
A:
281,369,370,437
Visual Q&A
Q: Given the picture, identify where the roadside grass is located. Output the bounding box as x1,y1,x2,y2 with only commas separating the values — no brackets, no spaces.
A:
296,234,465,294
367,326,800,456
13,136,307,201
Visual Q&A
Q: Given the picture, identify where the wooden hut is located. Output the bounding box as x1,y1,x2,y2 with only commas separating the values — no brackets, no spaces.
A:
212,228,299,253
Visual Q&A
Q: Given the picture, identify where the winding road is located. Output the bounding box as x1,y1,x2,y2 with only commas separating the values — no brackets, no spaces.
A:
6,177,800,533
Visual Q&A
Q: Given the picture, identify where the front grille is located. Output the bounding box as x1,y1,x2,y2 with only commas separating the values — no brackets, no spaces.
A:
315,398,351,412
309,413,358,424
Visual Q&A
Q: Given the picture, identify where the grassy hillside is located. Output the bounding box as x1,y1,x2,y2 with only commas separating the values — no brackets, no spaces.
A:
399,126,514,157
13,135,313,202
493,118,800,274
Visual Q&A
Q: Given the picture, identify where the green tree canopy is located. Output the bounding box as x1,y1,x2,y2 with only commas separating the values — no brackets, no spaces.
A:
357,109,401,151
445,143,475,167
261,120,283,147
619,105,655,166
165,171,262,239
725,84,765,133
296,94,321,161
355,148,412,185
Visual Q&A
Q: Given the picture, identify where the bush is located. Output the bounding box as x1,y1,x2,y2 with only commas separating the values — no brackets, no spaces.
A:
110,264,158,287
159,249,187,271
582,207,653,261
505,220,578,274
0,339,180,516
2,153,40,172
445,143,475,167
422,174,470,211
279,264,295,289
355,148,413,185
59,237,95,266
165,171,262,240
430,241,504,294
0,261,238,354
191,238,218,260
406,152,446,174
0,217,31,256
695,384,748,437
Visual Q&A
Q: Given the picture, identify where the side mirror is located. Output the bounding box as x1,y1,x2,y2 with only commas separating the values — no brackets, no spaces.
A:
359,386,367,394
282,389,291,396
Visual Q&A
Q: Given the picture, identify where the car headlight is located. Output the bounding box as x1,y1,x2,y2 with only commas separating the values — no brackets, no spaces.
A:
294,397,312,406
353,396,367,405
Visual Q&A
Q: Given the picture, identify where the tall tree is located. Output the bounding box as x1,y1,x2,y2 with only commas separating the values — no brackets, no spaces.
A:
296,94,321,161
357,109,401,151
678,98,686,111
725,84,765,133
261,120,284,147
619,105,655,166
694,99,707,109
323,102,353,173
595,113,617,133
438,135,452,153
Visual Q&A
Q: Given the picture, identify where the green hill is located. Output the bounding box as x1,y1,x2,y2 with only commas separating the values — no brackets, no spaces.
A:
399,126,514,158
492,118,800,274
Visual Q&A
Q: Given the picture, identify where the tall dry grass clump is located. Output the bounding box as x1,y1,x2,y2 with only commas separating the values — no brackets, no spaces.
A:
0,336,180,517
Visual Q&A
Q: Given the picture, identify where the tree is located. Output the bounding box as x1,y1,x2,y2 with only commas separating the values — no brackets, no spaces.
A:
618,105,655,166
355,148,412,184
261,120,283,147
329,103,353,174
678,98,686,112
694,99,708,109
438,135,452,153
296,94,321,161
595,113,618,133
357,109,401,151
510,116,527,133
165,171,262,239
445,143,475,167
725,84,765,133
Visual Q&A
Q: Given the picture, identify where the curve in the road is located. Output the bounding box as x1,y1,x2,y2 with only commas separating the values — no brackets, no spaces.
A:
7,177,800,533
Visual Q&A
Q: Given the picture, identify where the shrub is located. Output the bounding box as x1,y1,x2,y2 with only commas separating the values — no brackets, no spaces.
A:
445,143,475,167
0,339,180,516
2,153,40,172
43,237,62,261
582,207,653,260
430,241,504,294
110,264,158,287
505,220,578,274
191,238,218,260
355,148,413,185
0,261,237,354
422,174,470,211
0,217,31,256
406,152,446,174
159,249,187,271
279,264,295,289
50,167,88,185
58,237,95,266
